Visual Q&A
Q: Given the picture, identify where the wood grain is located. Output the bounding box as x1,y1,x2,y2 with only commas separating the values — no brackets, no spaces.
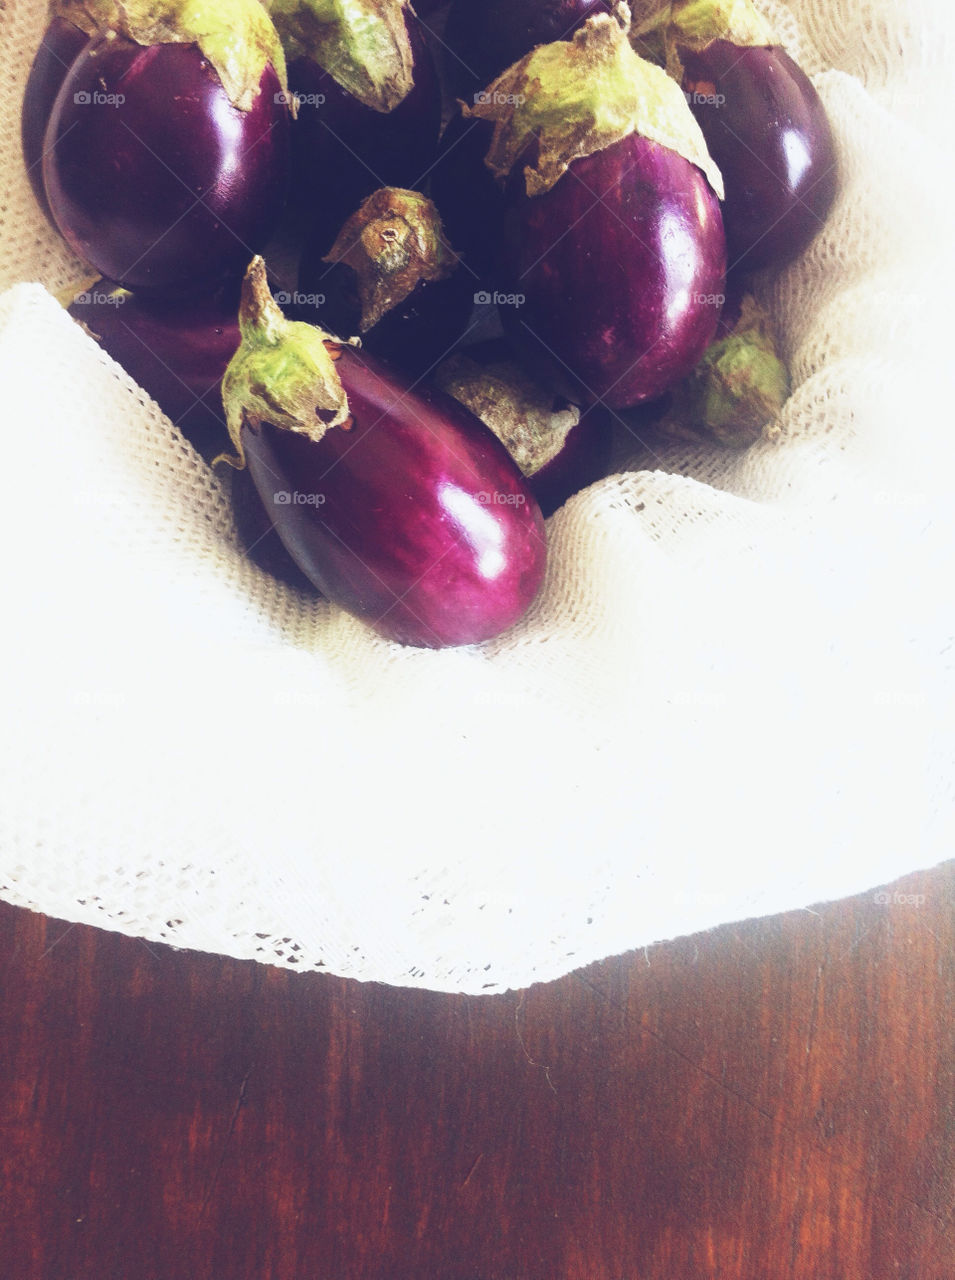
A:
1,863,953,1279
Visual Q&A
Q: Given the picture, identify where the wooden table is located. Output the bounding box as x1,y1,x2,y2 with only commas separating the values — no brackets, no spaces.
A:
2,863,952,1279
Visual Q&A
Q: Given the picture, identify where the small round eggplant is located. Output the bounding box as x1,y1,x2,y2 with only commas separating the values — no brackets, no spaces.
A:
272,0,442,257
434,339,613,516
297,187,473,377
429,109,506,286
68,280,242,462
221,259,546,648
40,0,291,293
443,0,613,100
467,13,726,409
21,16,90,221
680,40,838,274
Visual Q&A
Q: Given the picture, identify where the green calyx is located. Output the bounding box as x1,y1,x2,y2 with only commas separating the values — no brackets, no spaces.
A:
463,4,723,200
659,295,789,448
264,0,414,113
434,350,580,477
324,188,459,332
55,0,289,110
218,257,351,469
628,0,774,80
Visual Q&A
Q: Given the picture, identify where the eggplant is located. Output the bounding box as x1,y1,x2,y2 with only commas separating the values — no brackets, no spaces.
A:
38,0,291,294
221,259,546,648
466,11,726,409
442,0,613,100
269,0,442,257
228,466,322,594
434,339,613,516
67,280,242,462
429,109,506,286
680,40,838,274
297,187,474,377
21,16,90,221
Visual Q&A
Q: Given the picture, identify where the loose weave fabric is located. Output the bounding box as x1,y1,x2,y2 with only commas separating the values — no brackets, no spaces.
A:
0,0,952,992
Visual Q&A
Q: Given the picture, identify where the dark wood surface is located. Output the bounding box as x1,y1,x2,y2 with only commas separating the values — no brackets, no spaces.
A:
2,863,953,1280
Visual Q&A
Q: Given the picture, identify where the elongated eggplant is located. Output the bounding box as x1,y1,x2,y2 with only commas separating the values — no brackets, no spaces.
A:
434,340,613,516
68,280,242,462
21,16,90,221
40,0,291,293
466,11,726,409
221,259,546,648
443,0,613,99
640,0,837,274
268,0,442,257
297,187,474,377
681,40,837,274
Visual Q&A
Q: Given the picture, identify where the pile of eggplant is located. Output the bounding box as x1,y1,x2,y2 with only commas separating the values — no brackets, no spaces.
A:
23,0,837,648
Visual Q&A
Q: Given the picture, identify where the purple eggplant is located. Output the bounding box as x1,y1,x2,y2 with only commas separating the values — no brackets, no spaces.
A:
39,0,291,293
272,0,442,257
442,0,614,100
680,40,838,274
467,12,726,409
297,187,474,377
21,16,90,221
228,466,322,594
429,109,505,286
221,259,546,648
67,280,242,462
434,339,613,516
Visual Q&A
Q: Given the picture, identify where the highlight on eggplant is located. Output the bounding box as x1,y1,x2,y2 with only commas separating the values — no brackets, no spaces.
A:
36,0,292,294
636,0,838,274
297,187,474,377
219,258,547,649
464,7,726,410
434,339,613,517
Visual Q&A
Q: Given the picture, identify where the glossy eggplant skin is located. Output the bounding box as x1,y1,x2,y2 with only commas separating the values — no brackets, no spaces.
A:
296,251,475,378
429,110,505,286
443,0,613,100
499,134,726,409
289,18,441,258
68,282,241,462
43,40,289,293
21,17,90,221
682,41,837,274
241,346,547,648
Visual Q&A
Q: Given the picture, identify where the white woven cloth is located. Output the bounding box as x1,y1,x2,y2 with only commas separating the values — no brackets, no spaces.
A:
1,0,952,992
